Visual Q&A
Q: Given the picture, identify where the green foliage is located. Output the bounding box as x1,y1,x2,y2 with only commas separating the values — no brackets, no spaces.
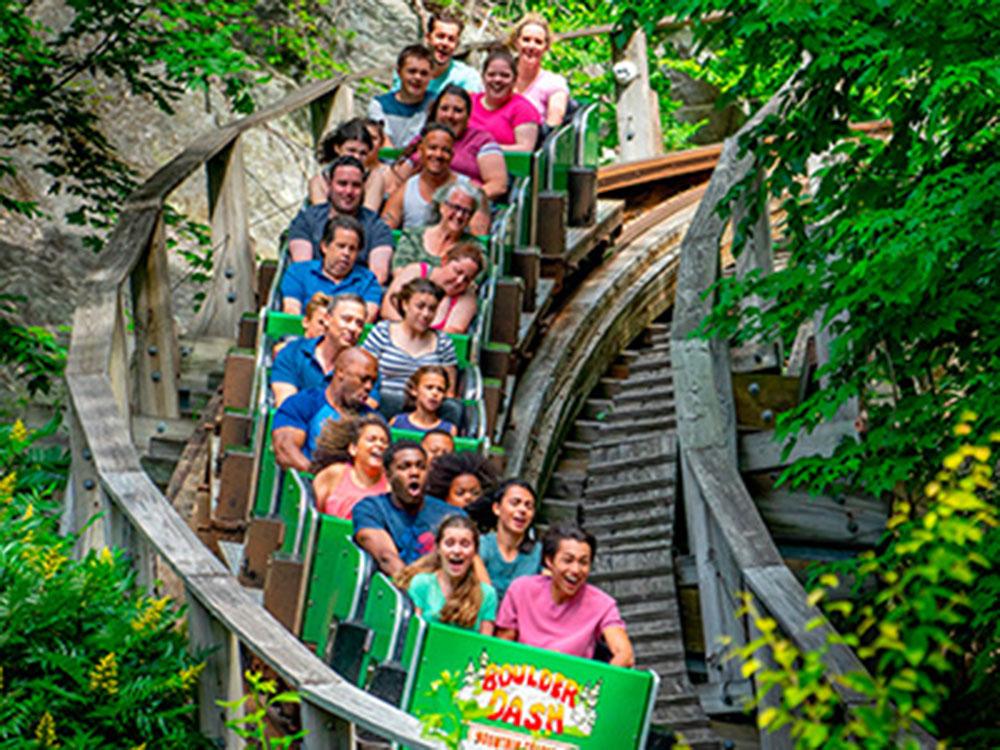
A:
218,670,307,748
0,294,68,402
495,1,730,153
674,0,1000,502
0,0,266,251
0,420,211,747
731,414,999,748
415,668,491,749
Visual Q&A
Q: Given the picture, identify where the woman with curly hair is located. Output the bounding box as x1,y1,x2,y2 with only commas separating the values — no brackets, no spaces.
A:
424,450,499,509
396,515,497,634
310,414,390,520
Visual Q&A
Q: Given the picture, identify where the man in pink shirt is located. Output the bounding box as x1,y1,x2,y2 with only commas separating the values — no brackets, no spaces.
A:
495,524,635,667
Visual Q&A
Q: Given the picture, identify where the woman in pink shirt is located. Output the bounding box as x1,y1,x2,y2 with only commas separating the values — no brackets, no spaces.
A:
469,48,540,152
510,14,570,128
311,415,390,519
495,524,635,667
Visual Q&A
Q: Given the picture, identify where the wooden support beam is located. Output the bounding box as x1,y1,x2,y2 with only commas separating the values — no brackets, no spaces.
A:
744,473,887,547
301,702,352,749
222,349,256,410
237,313,259,350
731,373,800,431
483,377,503,438
215,449,255,523
239,517,285,588
613,30,663,162
193,137,254,338
511,246,540,313
220,409,253,450
738,420,858,473
131,213,181,419
536,192,567,259
263,555,306,635
480,342,512,382
309,85,354,150
187,592,244,748
256,259,278,308
567,166,597,227
680,453,745,686
490,278,523,347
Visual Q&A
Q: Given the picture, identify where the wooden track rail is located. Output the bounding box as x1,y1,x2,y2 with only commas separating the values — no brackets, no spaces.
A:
669,64,935,749
503,185,704,489
64,70,440,749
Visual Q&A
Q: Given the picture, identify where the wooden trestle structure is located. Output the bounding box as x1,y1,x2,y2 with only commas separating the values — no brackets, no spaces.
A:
62,49,931,750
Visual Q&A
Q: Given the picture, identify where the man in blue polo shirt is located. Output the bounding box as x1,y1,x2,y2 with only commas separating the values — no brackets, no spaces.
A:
272,348,378,472
270,292,367,406
280,214,382,321
370,45,434,149
286,155,395,281
353,440,463,576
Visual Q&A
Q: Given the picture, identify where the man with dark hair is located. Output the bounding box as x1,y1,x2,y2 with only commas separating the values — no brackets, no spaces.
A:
393,13,482,97
496,523,635,667
369,45,434,148
421,428,455,465
352,440,464,576
270,293,368,406
286,155,395,281
272,348,378,471
280,214,382,321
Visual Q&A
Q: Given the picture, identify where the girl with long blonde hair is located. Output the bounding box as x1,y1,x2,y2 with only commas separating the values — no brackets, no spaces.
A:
396,515,497,634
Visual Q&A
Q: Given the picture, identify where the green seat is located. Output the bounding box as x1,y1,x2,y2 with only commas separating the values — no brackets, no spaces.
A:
358,573,413,686
264,309,472,368
252,410,279,517
389,427,482,453
264,310,305,339
504,151,533,178
299,515,367,655
379,147,404,162
278,469,315,556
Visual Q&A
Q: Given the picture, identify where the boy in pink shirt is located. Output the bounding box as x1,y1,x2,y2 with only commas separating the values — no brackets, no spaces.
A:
495,524,635,667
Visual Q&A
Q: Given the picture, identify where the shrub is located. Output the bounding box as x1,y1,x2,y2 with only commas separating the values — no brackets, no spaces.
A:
731,412,999,748
0,420,212,747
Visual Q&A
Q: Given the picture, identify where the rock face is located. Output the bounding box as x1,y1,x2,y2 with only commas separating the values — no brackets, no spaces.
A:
0,0,419,335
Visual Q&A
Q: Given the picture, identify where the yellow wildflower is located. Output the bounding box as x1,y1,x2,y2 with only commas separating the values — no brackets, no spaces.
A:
130,745,147,750
21,503,33,521
959,410,978,423
40,547,67,580
35,712,58,747
88,652,119,695
98,547,114,565
131,595,170,632
178,662,206,691
10,419,29,443
0,472,15,503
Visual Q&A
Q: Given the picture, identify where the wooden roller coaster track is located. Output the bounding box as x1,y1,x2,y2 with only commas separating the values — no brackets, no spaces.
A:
61,39,924,748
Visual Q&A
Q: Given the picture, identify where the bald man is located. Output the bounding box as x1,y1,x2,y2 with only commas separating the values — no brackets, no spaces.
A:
272,348,379,472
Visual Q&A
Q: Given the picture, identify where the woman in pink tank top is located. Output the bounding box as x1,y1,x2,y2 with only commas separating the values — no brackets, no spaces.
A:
382,241,485,334
311,415,390,520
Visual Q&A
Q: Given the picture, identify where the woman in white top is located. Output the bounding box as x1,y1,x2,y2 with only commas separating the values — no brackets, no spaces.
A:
510,14,570,128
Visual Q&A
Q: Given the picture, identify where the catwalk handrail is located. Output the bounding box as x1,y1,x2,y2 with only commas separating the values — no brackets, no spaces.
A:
63,70,440,748
669,60,935,749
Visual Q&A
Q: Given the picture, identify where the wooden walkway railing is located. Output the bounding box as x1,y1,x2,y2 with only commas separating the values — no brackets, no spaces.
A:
670,64,935,749
63,71,440,749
